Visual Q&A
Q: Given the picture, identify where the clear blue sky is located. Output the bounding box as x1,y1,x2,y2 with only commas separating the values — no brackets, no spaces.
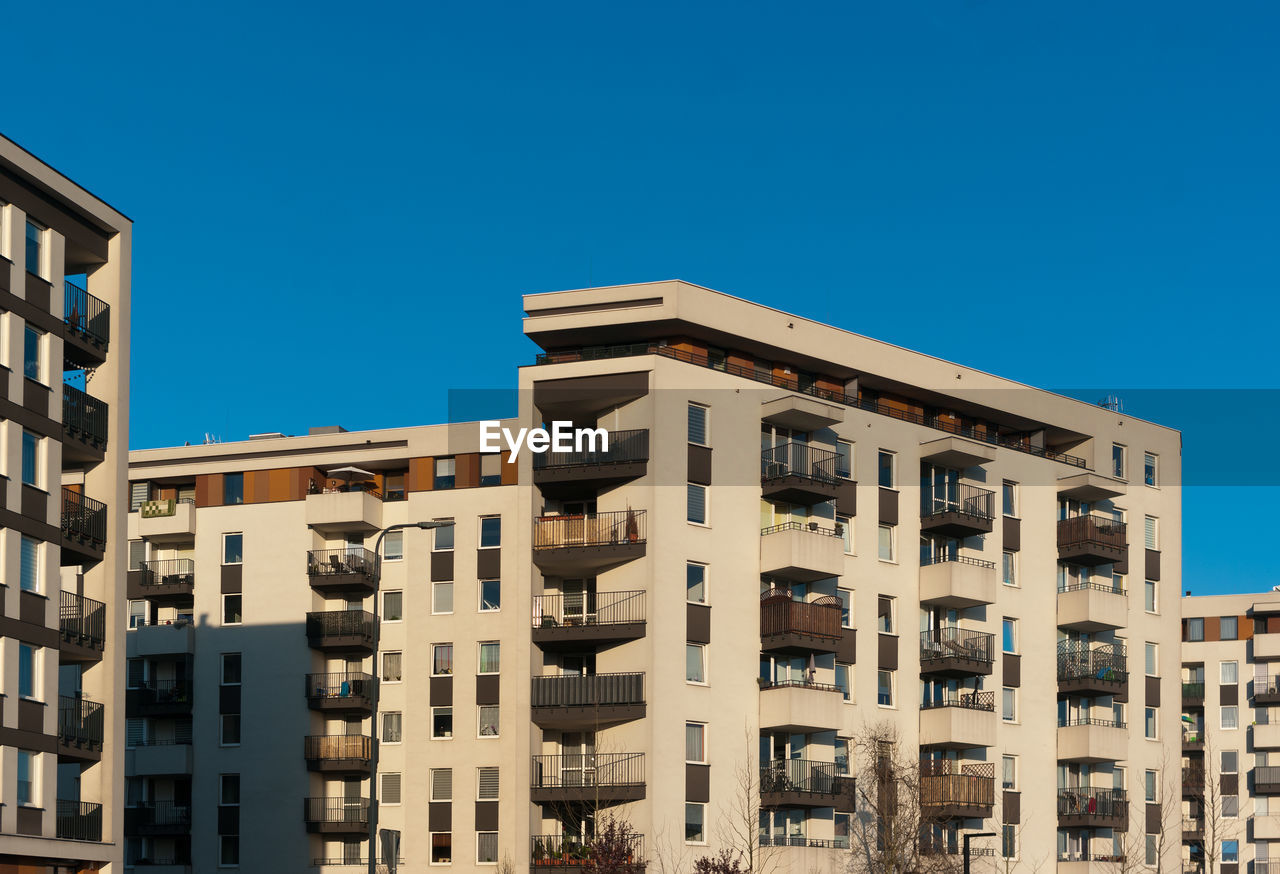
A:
5,1,1277,594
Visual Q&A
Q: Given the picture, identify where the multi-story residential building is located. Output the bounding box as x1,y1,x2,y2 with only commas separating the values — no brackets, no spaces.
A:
1180,592,1280,874
0,135,131,871
125,280,1182,873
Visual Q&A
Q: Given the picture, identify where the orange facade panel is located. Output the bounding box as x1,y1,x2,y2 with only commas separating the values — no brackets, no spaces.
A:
456,453,480,489
408,457,434,493
195,474,222,508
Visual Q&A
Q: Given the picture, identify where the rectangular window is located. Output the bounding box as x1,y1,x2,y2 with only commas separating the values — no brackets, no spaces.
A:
1002,687,1016,722
1223,841,1239,863
685,802,706,843
688,403,708,446
220,836,240,866
23,325,42,381
21,430,39,486
1144,835,1157,866
1221,705,1239,730
432,644,453,675
838,514,853,553
223,533,243,565
1144,515,1158,550
221,653,242,685
687,483,707,524
223,473,244,505
1145,643,1158,676
877,451,894,487
837,588,853,628
128,600,146,629
1143,770,1157,803
222,594,242,625
1002,480,1017,516
434,522,455,551
434,457,456,490
877,669,894,707
835,663,851,701
433,581,453,614
383,591,403,621
25,220,42,276
383,530,404,561
479,452,502,487
1221,660,1239,684
877,524,894,561
220,774,241,805
1144,579,1157,613
1144,707,1157,739
1221,616,1239,640
382,651,403,682
477,833,498,865
1001,755,1017,790
1001,824,1015,860
20,536,40,592
1112,443,1126,479
1001,551,1016,587
431,768,452,800
18,643,36,698
220,714,241,745
17,750,35,806
1222,750,1239,773
382,712,403,743
432,707,453,739
835,440,853,479
478,705,499,737
130,482,149,511
478,642,500,674
381,773,402,805
479,579,501,611
477,767,500,800
1144,452,1158,486
1187,617,1204,641
432,833,452,865
479,516,502,548
128,538,147,570
877,596,894,633
686,722,706,763
686,562,707,604
1002,618,1017,654
1223,795,1239,818
686,643,706,684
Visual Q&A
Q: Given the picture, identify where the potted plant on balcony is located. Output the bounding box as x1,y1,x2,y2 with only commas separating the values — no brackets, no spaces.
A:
625,508,639,543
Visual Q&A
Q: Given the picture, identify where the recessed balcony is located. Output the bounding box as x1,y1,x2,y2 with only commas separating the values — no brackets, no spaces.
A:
759,591,842,655
1182,682,1206,708
919,556,996,609
532,510,647,574
919,628,995,677
305,486,383,535
61,487,107,565
305,610,378,654
761,443,841,505
1183,727,1206,750
1182,766,1204,796
1255,724,1280,750
1256,675,1280,705
760,759,852,809
532,428,648,497
758,680,843,732
1057,582,1128,632
62,383,108,467
128,681,192,718
1259,766,1280,795
127,559,196,601
304,734,372,774
759,521,845,582
127,741,194,776
58,696,104,762
1057,718,1128,763
531,752,646,805
56,800,103,842
920,484,995,538
1255,813,1280,839
919,692,996,749
531,834,645,871
1057,515,1127,567
125,802,192,837
306,672,375,715
62,281,110,367
1057,642,1127,699
532,590,646,650
307,548,379,597
304,797,369,835
1256,632,1280,661
138,499,196,543
59,590,106,663
1057,787,1128,830
531,672,645,730
920,763,995,819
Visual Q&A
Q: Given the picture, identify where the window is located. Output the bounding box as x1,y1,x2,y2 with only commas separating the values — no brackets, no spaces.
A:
877,596,894,633
25,220,43,276
1002,480,1017,516
835,663,851,701
130,482,149,511
431,768,452,800
688,403,708,446
478,705,499,737
1144,835,1157,866
1144,579,1157,613
835,738,851,774
1187,617,1204,641
220,836,240,866
685,802,706,843
1002,618,1017,654
1221,706,1239,730
1002,687,1016,722
20,536,40,593
1001,551,1016,586
686,562,706,603
877,451,894,487
837,588,853,628
383,591,403,621
383,530,404,561
1221,616,1239,640
223,473,244,505
877,669,894,707
1001,824,1015,860
838,514,853,553
382,712,403,743
434,457,456,489
382,651,403,682
432,707,453,739
1222,750,1239,774
381,773,402,805
21,430,39,486
835,813,851,849
1144,452,1158,486
478,642,500,674
128,538,147,570
220,774,240,805
434,522,455,551
686,643,706,684
18,643,37,698
686,723,706,763
1001,755,1017,790
1221,660,1239,685
877,524,894,561
433,581,453,614
23,325,42,381
477,833,498,865
432,833,452,865
479,516,501,548
477,766,500,800
687,483,707,524
1144,515,1158,550
17,750,36,806
432,644,453,675
1143,770,1157,802
479,579,501,611
220,714,241,745
1223,841,1239,864
1144,707,1157,739
835,440,853,479
1112,443,1126,479
222,533,243,565
1223,795,1239,818
222,594,242,625
128,600,146,629
1145,643,1158,676
221,653,242,685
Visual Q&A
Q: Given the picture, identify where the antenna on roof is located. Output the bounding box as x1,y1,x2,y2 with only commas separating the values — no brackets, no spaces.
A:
203,433,221,445
1098,394,1124,413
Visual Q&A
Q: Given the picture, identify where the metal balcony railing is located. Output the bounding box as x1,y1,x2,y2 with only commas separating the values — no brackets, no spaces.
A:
64,280,110,347
531,752,645,790
303,796,369,825
1058,716,1126,729
1182,817,1204,833
305,610,377,643
63,383,108,447
1057,514,1127,552
130,800,192,828
532,428,649,469
921,482,995,521
60,590,106,651
306,672,375,703
531,672,645,708
761,442,840,484
58,696,105,749
760,593,842,642
1058,579,1127,595
1183,682,1206,700
531,834,645,865
533,590,645,628
758,835,848,848
138,678,192,707
919,553,997,570
304,734,372,763
306,547,380,580
760,759,841,795
919,627,995,665
760,520,843,538
1057,641,1128,683
1057,787,1127,819
135,559,196,589
56,800,103,841
921,690,996,712
533,510,646,550
61,488,107,548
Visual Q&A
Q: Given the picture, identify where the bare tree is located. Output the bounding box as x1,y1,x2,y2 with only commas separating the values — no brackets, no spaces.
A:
713,727,781,874
993,808,1046,874
1107,751,1179,874
1199,736,1240,874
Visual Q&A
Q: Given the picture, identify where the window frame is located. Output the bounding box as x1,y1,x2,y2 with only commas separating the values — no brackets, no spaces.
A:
382,590,404,622
1001,480,1017,517
222,532,244,566
432,520,455,552
478,516,502,549
431,706,453,740
876,669,895,708
835,440,853,480
478,579,502,612
687,482,709,526
478,641,500,675
382,530,404,562
1112,443,1127,479
1220,615,1239,640
1221,705,1239,731
476,831,499,866
1002,618,1018,655
1144,706,1158,740
432,580,454,615
686,642,707,685
220,713,242,747
686,562,707,604
687,402,709,447
432,643,454,676
478,705,499,738
684,801,707,845
686,722,707,764
877,523,895,562
221,593,243,626
382,711,403,745
1144,642,1158,677
1144,452,1158,487
382,650,404,683
1002,686,1017,723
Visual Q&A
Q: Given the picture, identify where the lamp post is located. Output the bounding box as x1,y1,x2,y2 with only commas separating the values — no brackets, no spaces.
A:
367,520,454,874
964,831,996,874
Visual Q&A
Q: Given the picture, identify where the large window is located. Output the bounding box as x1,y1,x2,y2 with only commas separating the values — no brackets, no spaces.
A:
434,522,455,551
23,325,42,381
1221,706,1239,730
478,642,500,674
21,430,39,486
382,712,403,743
382,651,403,683
223,533,243,565
223,473,244,505
686,563,707,603
479,579,501,611
477,767,500,800
1221,616,1239,640
433,581,453,614
1187,617,1204,641
877,451,895,487
688,403,708,446
685,802,706,844
1221,660,1239,685
431,707,453,739
221,594,242,625
383,531,404,561
479,516,502,548
478,705,499,737
20,536,40,593
686,644,707,684
477,832,498,865
432,644,453,676
383,591,403,621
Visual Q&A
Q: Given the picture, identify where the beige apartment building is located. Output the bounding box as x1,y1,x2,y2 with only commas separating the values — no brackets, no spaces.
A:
1179,592,1280,874
124,280,1182,873
0,134,132,873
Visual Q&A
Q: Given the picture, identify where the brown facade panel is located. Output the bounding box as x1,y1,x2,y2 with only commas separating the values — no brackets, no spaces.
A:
878,488,898,525
476,548,501,580
19,590,47,627
1145,802,1161,834
196,474,223,508
1003,653,1021,688
221,564,243,594
686,763,710,803
688,445,712,486
1003,516,1020,552
878,633,898,671
431,551,454,582
1145,549,1161,582
1002,791,1020,825
428,802,451,831
0,615,58,649
687,604,711,645
1221,773,1238,796
475,801,499,831
21,378,48,418
834,481,857,517
24,273,51,312
456,453,480,489
430,676,453,706
500,449,518,485
21,484,47,522
1220,684,1238,707
837,629,857,664
1145,676,1161,708
1205,617,1220,642
408,457,434,493
18,697,45,733
476,675,500,706
15,804,43,836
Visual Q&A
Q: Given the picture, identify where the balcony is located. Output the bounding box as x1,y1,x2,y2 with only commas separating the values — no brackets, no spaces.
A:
532,590,646,650
759,591,842,654
307,548,379,597
919,692,996,749
919,628,995,677
532,428,648,497
759,522,845,582
1183,682,1206,707
920,483,995,538
1257,675,1280,705
1057,515,1127,567
305,610,377,654
918,556,996,609
1255,813,1280,839
125,802,192,836
758,680,843,732
1057,718,1128,763
58,696,104,761
130,680,193,718
1259,766,1280,794
919,436,997,469
1057,787,1128,830
532,510,647,574
760,759,853,809
761,394,845,431
304,797,369,835
305,485,383,535
761,443,841,505
531,752,646,805
531,834,645,871
127,741,194,776
1056,857,1129,874
1256,632,1280,661
56,800,103,842
63,280,110,366
59,590,106,662
1057,582,1128,632
130,621,196,657
1182,766,1204,795
1057,642,1127,699
1182,817,1203,839
138,500,196,543
920,762,995,819
62,383,108,466
306,672,375,715
127,559,196,600
61,487,107,565
304,734,372,774
1183,727,1207,750
531,673,645,730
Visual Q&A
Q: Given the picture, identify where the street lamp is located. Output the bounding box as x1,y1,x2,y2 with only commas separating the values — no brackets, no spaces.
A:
367,520,454,874
964,831,996,874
